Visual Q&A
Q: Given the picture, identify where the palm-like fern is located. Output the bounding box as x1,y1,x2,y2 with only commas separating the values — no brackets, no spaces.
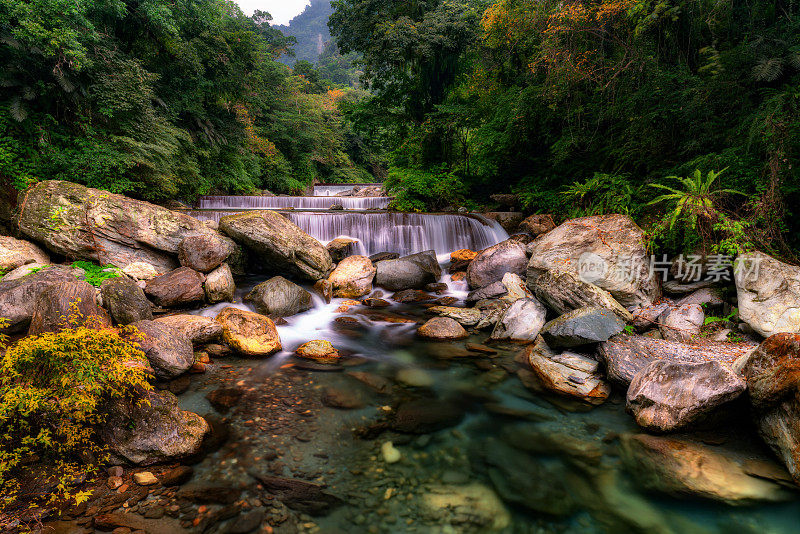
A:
648,169,745,230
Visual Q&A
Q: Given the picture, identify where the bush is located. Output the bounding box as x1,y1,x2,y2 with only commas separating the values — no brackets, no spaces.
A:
386,166,468,212
0,307,152,508
71,261,121,288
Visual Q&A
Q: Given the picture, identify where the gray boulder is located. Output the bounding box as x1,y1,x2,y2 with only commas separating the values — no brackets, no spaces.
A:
101,390,209,465
658,303,704,342
527,214,660,308
490,298,547,342
627,360,746,432
528,269,632,321
154,314,223,345
177,233,236,273
427,306,482,327
523,338,610,405
676,287,724,308
245,276,312,317
132,320,194,379
204,263,235,304
375,250,441,291
0,236,49,271
28,279,110,335
466,281,507,303
145,267,206,308
735,252,800,337
541,307,626,348
466,240,528,290
218,211,332,281
101,276,153,325
418,317,469,340
0,266,82,332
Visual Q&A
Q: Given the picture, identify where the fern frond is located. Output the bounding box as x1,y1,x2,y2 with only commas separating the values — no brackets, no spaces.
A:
9,97,28,122
752,57,783,82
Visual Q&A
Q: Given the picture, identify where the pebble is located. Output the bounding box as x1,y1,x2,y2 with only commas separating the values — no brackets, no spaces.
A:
381,441,402,464
132,472,158,486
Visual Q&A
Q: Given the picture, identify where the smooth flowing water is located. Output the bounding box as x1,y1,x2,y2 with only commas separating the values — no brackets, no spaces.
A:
313,184,381,196
197,196,393,210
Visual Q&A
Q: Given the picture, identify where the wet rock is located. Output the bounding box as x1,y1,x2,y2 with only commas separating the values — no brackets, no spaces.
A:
154,314,222,345
101,276,153,325
396,367,435,387
101,390,209,465
245,276,312,317
428,305,482,327
313,279,333,303
160,466,194,486
122,261,161,281
248,473,342,516
132,320,194,379
735,251,800,337
627,360,746,432
490,298,547,342
527,214,660,308
658,303,704,342
145,267,206,308
541,306,626,348
326,237,359,262
524,338,610,405
474,299,512,330
295,340,340,364
328,255,375,298
224,510,264,534
321,387,364,409
466,281,507,302
519,214,556,237
204,263,235,304
620,434,793,505
482,212,525,233
450,249,477,273
206,388,244,412
347,371,393,394
177,233,236,273
599,334,754,387
362,297,390,308
420,484,510,532
177,484,242,504
418,317,469,340
392,289,435,303
466,342,497,354
28,279,110,335
374,250,441,291
215,307,282,357
501,272,531,301
466,239,528,289
218,210,332,281
369,252,399,262
528,268,633,321
381,441,402,463
0,236,49,271
133,471,158,486
426,282,449,293
742,333,800,482
391,399,464,434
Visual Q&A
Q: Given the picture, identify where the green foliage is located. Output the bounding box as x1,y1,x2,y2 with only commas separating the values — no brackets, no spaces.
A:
703,307,739,326
71,261,121,288
386,166,468,212
0,309,152,507
562,174,639,218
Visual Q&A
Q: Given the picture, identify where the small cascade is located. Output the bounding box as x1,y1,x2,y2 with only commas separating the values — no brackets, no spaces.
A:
312,183,381,196
187,210,509,256
197,196,392,210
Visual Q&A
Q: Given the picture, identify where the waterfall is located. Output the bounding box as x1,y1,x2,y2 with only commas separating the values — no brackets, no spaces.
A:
187,210,509,256
198,196,392,210
312,183,381,196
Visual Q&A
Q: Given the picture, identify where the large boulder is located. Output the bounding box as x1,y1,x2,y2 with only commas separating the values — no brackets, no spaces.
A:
204,263,235,304
328,255,376,298
658,303,704,342
326,237,359,263
131,320,194,379
375,250,441,291
540,307,626,348
14,180,225,272
295,340,340,364
0,236,49,271
100,276,153,325
101,390,209,466
528,269,632,321
466,240,528,290
735,252,800,337
428,306,482,327
524,339,611,405
144,267,206,308
245,276,312,317
742,334,800,482
28,279,109,335
215,307,282,357
526,214,659,308
154,314,223,345
418,317,469,340
0,266,82,332
218,211,332,281
627,360,746,432
490,298,547,342
620,434,793,505
466,281,507,303
599,335,755,387
481,212,525,234
519,214,556,237
177,233,236,273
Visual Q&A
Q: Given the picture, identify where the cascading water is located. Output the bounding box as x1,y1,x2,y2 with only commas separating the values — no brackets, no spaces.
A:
312,183,380,196
197,195,392,210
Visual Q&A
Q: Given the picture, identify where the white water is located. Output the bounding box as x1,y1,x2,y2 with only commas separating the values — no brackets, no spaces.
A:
312,184,380,196
197,196,392,210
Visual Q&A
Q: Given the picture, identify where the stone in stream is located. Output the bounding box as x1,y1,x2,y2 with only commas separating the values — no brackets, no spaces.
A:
101,276,153,325
132,320,194,379
420,483,510,532
28,279,111,335
177,233,236,273
313,278,333,303
0,236,49,271
248,473,343,516
526,214,660,308
145,267,206,307
218,210,332,281
466,281,507,303
524,338,610,405
101,390,209,466
428,305,482,327
735,251,800,337
391,399,465,434
393,289,436,303
245,276,312,317
204,262,236,304
528,268,633,321
369,252,399,263
374,250,441,291
599,334,756,387
449,248,477,273
326,237,359,262
418,317,469,340
295,340,340,364
215,307,282,357
466,239,528,290
741,333,800,482
321,387,365,409
519,213,556,237
15,180,228,272
540,306,626,348
627,360,746,432
153,314,222,345
620,434,794,505
490,298,547,342
657,303,704,342
483,212,525,233
327,255,375,298
206,387,244,413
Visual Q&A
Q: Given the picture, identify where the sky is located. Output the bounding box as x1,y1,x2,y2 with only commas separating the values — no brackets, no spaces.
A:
234,0,310,25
